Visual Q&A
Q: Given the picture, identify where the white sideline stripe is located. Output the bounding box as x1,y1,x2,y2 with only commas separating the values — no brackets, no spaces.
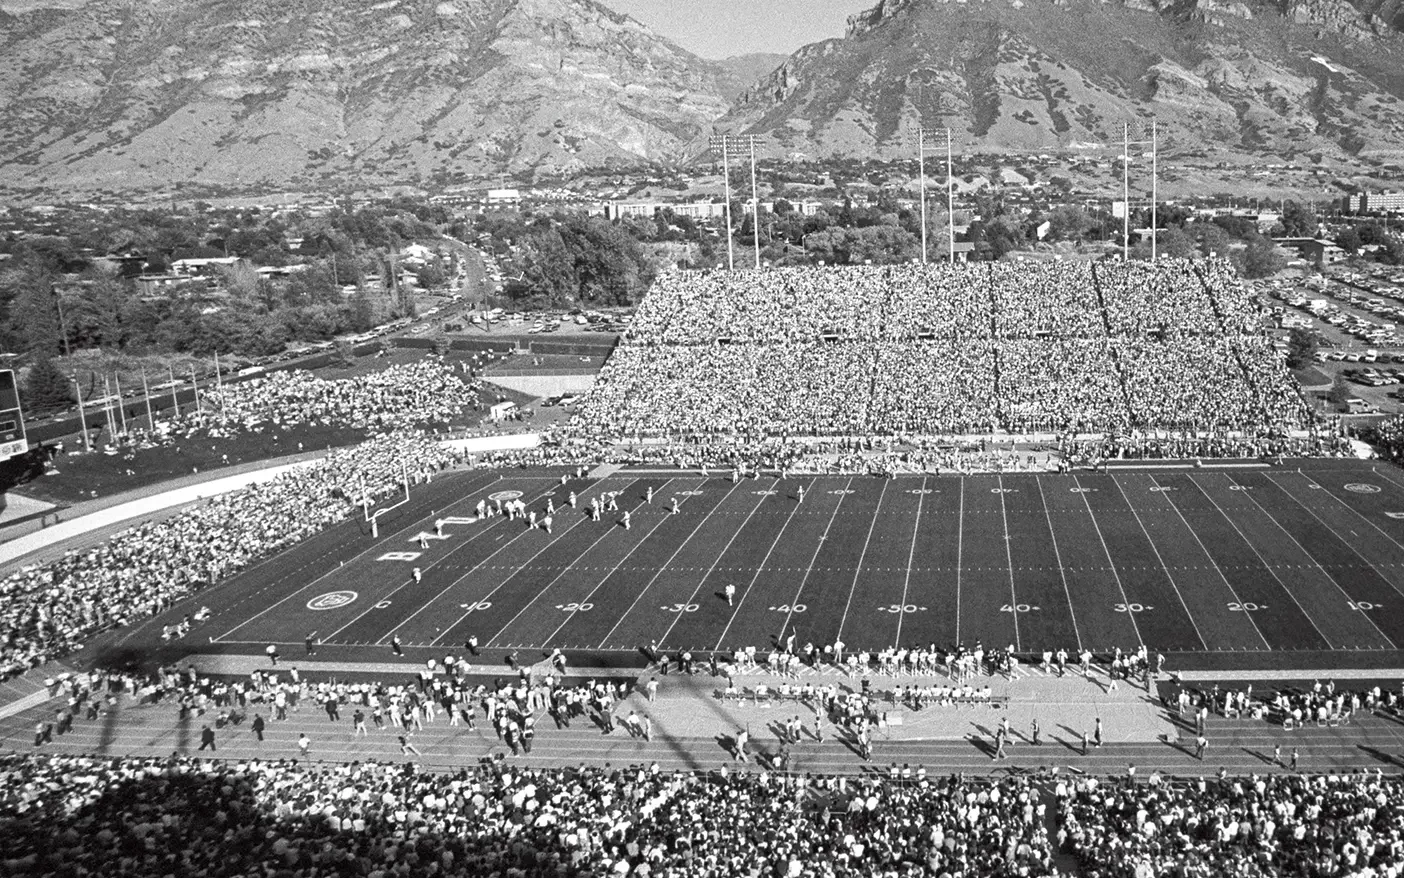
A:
0,689,50,722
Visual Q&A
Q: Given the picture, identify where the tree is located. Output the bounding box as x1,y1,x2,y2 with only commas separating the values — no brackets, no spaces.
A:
1157,227,1196,259
1045,205,1092,243
1328,374,1351,411
1335,227,1363,255
1280,201,1317,238
22,357,74,414
1242,236,1286,279
1284,328,1320,370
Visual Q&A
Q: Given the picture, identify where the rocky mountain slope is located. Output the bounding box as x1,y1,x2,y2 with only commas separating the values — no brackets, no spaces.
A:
4,0,1404,195
725,0,1404,164
0,0,732,194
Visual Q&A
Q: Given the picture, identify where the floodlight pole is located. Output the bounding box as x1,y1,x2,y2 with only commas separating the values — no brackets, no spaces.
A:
74,376,91,452
141,368,155,431
114,373,127,435
102,374,115,437
749,136,761,270
1150,120,1158,262
710,136,736,271
917,128,928,265
1123,122,1131,262
946,129,955,263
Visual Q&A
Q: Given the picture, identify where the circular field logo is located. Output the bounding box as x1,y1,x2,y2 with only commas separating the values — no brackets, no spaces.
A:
489,490,524,502
1346,483,1382,494
307,590,358,611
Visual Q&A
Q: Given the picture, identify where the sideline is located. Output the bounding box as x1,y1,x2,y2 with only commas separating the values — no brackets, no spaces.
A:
0,433,542,571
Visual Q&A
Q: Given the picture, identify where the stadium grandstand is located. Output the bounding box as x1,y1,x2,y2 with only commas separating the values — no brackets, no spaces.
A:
573,258,1313,444
5,259,1404,878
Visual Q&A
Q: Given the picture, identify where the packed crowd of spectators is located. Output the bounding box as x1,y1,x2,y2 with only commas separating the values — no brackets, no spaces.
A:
4,750,1402,878
577,258,1313,443
1058,769,1404,877
0,752,1062,878
0,431,465,679
167,359,481,438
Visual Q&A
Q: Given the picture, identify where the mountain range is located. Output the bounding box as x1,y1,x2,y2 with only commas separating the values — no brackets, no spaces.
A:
2,0,1404,196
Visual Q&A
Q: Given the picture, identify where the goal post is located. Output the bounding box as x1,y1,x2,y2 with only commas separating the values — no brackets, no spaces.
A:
362,461,411,539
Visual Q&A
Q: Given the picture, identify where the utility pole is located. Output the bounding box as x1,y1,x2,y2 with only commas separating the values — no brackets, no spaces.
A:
749,136,761,269
190,364,201,412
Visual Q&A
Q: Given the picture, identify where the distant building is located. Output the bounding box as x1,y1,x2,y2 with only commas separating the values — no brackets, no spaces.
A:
1342,191,1404,215
1274,237,1346,267
171,256,241,276
604,199,824,221
605,201,727,221
486,189,522,208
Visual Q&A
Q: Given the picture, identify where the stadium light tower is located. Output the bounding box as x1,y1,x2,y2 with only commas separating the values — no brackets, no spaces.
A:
1120,120,1159,261
914,126,956,264
709,133,764,270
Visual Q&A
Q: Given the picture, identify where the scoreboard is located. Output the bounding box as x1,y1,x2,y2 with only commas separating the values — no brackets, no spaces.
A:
0,369,27,462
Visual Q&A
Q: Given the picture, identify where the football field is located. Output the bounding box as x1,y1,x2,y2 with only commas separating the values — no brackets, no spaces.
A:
167,460,1404,666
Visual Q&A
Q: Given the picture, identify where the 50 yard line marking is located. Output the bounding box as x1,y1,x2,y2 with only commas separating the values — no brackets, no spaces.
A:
893,475,927,647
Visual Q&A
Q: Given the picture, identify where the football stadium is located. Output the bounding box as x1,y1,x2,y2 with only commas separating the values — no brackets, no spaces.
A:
3,259,1404,877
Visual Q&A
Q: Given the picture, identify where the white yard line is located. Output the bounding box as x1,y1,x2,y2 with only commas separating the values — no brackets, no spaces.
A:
996,475,1021,652
893,476,927,647
1185,473,1334,649
594,479,745,649
955,478,965,644
213,473,512,642
657,479,779,647
712,478,819,651
535,479,681,647
1107,474,1208,650
1235,472,1398,643
325,479,604,645
1033,475,1084,652
1146,473,1271,650
833,479,889,642
1072,474,1144,649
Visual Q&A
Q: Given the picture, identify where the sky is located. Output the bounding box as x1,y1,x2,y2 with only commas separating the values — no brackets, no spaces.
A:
600,0,876,59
